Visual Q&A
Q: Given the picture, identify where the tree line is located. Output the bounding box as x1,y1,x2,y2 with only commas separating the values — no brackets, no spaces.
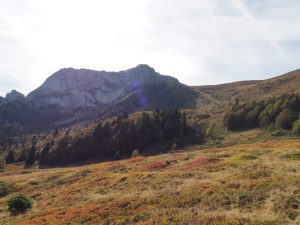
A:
6,109,205,166
224,94,300,134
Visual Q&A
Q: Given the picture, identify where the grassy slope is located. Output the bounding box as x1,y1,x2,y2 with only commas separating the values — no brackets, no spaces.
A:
192,68,300,115
1,135,300,225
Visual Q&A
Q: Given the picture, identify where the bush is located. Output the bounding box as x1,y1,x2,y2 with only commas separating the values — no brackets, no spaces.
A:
235,154,257,161
224,109,247,131
224,94,300,131
273,195,300,220
131,149,140,157
0,157,5,172
244,111,259,128
26,145,36,165
275,108,297,129
259,114,272,128
0,181,8,197
7,195,32,214
292,118,300,135
5,150,15,164
271,130,288,137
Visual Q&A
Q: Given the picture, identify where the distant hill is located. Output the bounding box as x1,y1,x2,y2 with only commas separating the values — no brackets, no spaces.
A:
193,68,300,113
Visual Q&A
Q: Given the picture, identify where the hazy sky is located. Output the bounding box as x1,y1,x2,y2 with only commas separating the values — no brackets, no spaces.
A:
1,0,300,96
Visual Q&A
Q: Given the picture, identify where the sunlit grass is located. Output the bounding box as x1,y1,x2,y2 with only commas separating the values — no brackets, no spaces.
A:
1,138,300,224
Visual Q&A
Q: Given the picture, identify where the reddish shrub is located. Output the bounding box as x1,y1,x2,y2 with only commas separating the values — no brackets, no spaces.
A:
141,161,170,171
186,157,220,168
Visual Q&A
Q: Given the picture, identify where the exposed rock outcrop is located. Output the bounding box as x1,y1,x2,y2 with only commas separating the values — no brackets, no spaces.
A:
5,90,25,103
27,64,191,112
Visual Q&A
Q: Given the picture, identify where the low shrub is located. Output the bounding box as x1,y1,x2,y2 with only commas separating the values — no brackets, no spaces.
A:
275,108,297,129
186,157,220,168
292,118,300,135
0,181,8,197
7,195,32,214
232,154,257,161
271,130,289,137
0,157,4,172
141,161,170,171
131,149,140,157
273,195,300,220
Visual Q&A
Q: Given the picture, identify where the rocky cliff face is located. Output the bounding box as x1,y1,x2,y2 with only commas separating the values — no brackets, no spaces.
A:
0,90,25,106
5,90,25,103
27,64,195,113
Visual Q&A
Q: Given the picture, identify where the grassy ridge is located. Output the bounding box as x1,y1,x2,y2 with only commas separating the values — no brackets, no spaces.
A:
0,138,300,224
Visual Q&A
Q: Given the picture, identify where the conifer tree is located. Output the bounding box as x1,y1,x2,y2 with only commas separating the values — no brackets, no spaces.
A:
26,146,36,165
5,150,15,164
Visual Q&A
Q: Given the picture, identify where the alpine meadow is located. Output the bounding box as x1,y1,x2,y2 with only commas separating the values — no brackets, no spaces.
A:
1,1,300,225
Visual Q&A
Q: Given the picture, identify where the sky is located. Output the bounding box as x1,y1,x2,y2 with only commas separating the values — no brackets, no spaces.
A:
1,0,300,96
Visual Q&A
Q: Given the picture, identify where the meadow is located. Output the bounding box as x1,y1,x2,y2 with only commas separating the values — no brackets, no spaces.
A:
0,136,300,225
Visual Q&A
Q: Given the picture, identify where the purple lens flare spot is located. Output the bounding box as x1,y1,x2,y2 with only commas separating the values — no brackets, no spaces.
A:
131,79,147,107
138,95,148,107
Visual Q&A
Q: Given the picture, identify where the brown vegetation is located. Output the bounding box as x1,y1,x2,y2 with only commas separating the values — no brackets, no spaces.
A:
1,138,300,224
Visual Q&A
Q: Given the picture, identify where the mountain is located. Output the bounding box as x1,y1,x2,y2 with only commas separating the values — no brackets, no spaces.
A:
0,65,198,131
27,64,197,113
2,65,300,135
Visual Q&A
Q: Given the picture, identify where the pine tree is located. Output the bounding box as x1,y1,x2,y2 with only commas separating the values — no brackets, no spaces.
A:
40,143,50,165
26,146,36,165
164,117,175,139
181,111,188,134
5,150,15,164
114,150,121,160
53,129,59,137
16,149,27,162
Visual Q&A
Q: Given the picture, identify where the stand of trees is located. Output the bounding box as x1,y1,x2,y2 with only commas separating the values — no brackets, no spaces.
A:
6,109,205,166
224,94,300,132
5,146,37,166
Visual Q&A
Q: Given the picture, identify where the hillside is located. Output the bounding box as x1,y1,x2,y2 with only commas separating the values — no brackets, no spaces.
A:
1,136,300,224
193,68,300,113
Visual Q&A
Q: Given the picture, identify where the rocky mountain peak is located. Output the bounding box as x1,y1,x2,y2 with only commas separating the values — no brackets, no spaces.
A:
27,65,181,111
129,64,155,74
5,90,25,103
0,96,4,105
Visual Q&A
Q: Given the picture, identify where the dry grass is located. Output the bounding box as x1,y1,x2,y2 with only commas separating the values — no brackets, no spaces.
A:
1,138,300,224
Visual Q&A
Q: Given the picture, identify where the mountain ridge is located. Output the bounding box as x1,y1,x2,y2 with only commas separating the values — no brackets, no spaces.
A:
0,64,198,133
1,65,300,134
27,64,185,110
